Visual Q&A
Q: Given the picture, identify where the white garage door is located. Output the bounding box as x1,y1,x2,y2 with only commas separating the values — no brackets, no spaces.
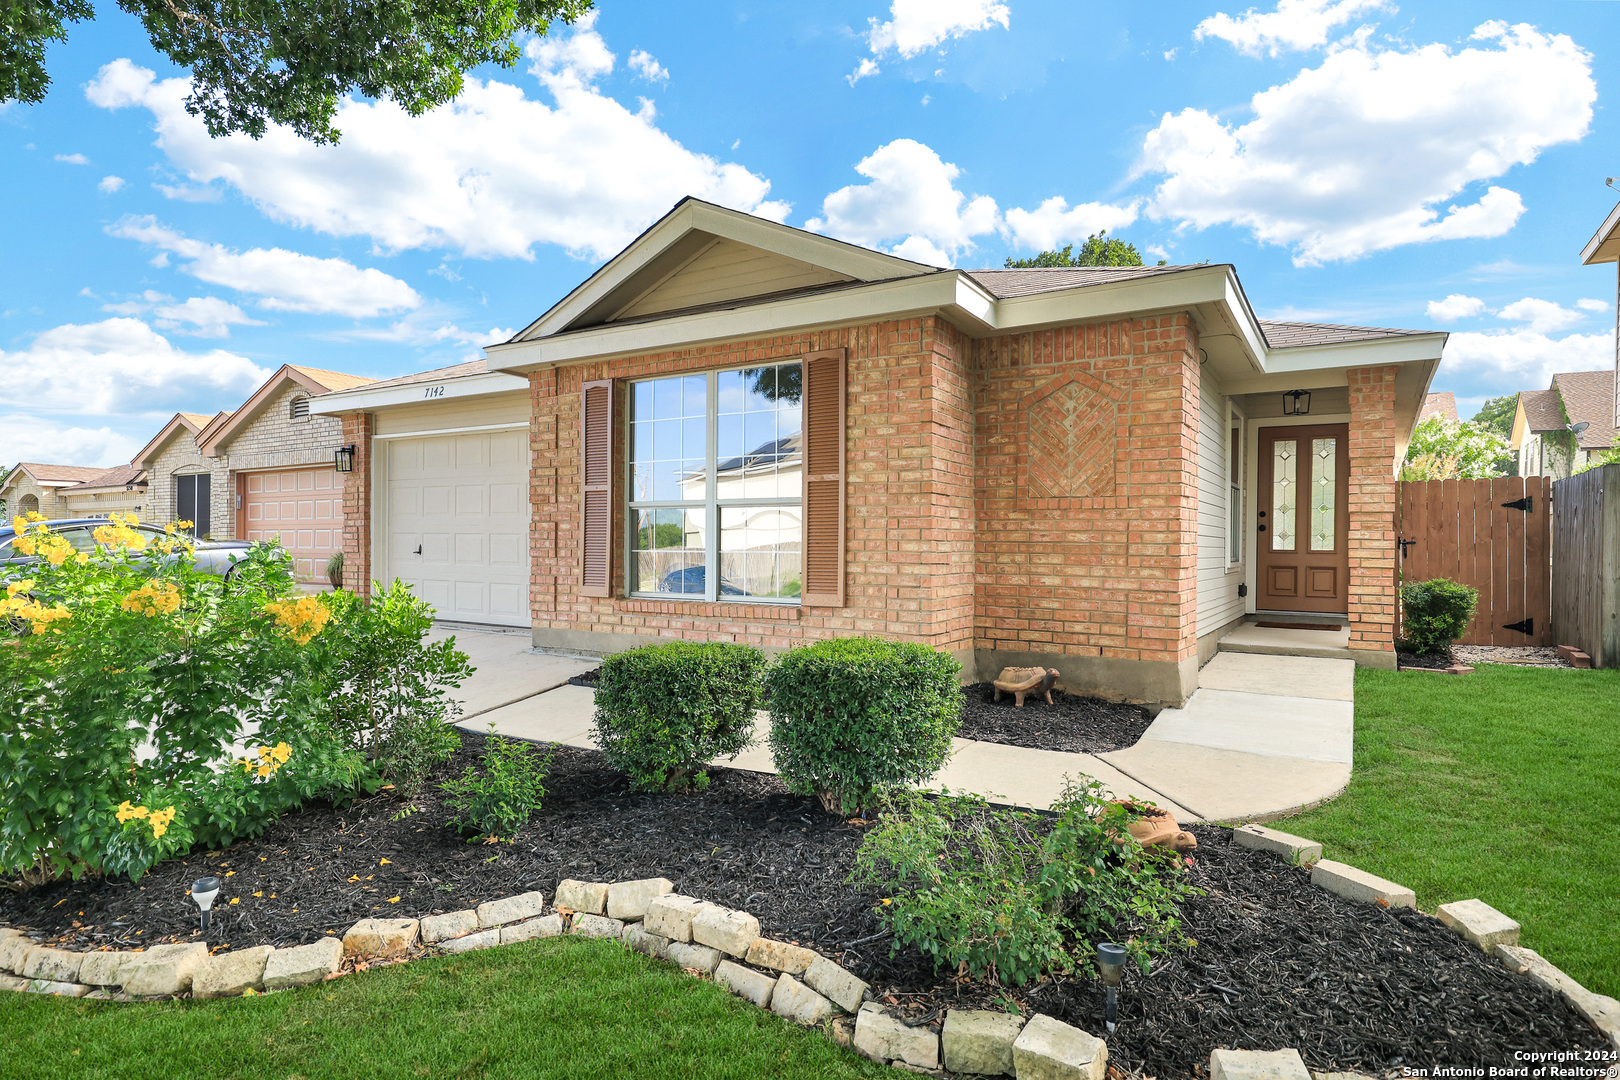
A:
384,429,530,627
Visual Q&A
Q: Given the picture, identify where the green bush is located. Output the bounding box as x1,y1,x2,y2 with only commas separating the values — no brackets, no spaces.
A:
766,637,961,814
1400,577,1479,654
850,782,1195,986
592,641,765,792
440,731,549,839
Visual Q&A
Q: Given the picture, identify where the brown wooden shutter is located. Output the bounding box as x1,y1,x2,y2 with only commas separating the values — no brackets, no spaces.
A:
801,349,847,607
579,379,613,598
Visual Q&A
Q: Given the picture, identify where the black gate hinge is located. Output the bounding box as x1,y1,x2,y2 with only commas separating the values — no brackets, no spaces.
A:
1501,496,1533,513
1503,618,1534,635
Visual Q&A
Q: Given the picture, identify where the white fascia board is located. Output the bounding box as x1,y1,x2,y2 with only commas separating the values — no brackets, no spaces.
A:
1259,333,1446,375
309,372,530,415
487,273,975,371
1580,200,1620,265
1221,368,1357,396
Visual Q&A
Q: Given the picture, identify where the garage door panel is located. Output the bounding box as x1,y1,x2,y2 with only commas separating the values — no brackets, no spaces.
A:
423,439,454,470
489,533,523,566
454,533,487,565
423,485,453,517
489,430,525,468
489,583,525,618
489,482,524,515
239,467,342,584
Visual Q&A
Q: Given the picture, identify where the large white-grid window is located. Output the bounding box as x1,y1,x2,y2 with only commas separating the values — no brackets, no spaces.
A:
627,362,804,602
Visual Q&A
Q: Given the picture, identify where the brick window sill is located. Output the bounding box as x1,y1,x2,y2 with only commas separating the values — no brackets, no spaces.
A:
616,598,802,621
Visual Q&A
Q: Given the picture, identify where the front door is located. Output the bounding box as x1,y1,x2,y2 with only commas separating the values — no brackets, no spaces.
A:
1256,424,1349,614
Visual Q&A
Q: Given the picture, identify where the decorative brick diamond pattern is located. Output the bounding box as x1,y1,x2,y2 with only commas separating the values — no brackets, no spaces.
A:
1026,382,1117,500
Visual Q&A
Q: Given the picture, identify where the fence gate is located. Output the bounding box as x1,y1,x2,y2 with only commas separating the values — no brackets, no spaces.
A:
1551,464,1620,667
1397,477,1553,646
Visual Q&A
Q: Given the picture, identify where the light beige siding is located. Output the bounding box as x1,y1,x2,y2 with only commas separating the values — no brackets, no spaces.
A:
612,238,849,320
1197,374,1245,639
373,393,529,435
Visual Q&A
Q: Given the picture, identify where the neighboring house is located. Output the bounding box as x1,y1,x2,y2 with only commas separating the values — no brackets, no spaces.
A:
1509,370,1618,479
1418,391,1459,423
1,462,142,519
135,365,376,580
314,198,1446,704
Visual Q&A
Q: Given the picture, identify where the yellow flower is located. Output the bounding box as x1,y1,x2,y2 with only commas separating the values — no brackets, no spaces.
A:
257,764,271,777
386,896,401,904
16,601,72,634
228,897,239,905
92,513,149,552
121,582,182,618
5,579,33,598
270,742,291,764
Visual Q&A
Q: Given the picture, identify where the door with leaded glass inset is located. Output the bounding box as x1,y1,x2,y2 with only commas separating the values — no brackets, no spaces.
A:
1256,424,1350,614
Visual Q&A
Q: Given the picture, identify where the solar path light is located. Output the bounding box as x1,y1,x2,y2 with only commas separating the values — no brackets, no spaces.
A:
190,877,221,932
1097,941,1127,1033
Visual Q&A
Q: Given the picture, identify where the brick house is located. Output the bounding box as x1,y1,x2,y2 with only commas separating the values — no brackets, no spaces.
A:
2,462,147,519
316,200,1446,703
1509,370,1617,479
135,366,375,580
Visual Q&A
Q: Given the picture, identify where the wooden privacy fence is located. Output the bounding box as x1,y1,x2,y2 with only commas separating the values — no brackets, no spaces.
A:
1551,464,1620,668
1397,477,1553,646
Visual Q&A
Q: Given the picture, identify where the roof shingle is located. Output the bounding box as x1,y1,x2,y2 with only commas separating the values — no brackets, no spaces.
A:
1551,370,1617,450
1258,321,1435,348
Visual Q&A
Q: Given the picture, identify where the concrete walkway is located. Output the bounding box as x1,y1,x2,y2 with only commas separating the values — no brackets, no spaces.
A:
435,627,1354,824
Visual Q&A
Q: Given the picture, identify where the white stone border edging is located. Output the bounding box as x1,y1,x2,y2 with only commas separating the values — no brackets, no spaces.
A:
0,876,1113,1079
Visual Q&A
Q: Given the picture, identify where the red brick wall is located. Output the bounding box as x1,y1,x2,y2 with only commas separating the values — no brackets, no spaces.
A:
971,316,1203,667
528,317,977,655
339,412,373,597
1346,365,1399,653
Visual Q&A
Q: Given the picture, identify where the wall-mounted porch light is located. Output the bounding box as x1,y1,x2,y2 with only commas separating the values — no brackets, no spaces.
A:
334,445,357,473
1283,389,1312,416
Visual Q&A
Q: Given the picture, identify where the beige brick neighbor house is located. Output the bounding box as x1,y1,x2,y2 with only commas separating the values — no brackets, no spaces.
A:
2,462,147,519
315,200,1446,703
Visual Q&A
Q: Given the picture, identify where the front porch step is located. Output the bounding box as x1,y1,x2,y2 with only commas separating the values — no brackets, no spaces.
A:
1217,623,1355,661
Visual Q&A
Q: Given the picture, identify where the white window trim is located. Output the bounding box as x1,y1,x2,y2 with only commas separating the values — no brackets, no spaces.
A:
1226,401,1245,571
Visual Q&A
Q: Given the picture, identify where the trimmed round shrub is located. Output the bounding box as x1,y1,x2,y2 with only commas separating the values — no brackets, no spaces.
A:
592,641,766,792
766,637,962,814
1400,577,1480,654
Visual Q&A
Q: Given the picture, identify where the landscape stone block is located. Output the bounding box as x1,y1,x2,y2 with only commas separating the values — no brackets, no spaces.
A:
664,941,723,973
1496,945,1620,1048
438,929,501,954
645,895,713,942
1309,860,1415,908
1011,1013,1107,1080
1436,899,1520,952
942,1009,1026,1075
714,959,775,1008
121,943,208,997
0,975,26,992
805,954,869,1013
830,1015,856,1050
22,947,85,984
853,1002,940,1069
621,924,670,959
420,910,479,944
1209,1047,1312,1080
476,891,547,928
771,973,834,1026
606,878,674,921
745,938,818,975
0,935,36,975
262,937,344,990
1234,824,1323,866
691,905,760,958
26,979,90,997
343,918,420,959
570,914,625,939
502,914,564,945
193,945,273,998
554,879,609,915
79,952,134,987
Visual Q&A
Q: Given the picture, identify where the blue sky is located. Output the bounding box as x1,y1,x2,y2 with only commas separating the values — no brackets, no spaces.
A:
3,0,1616,466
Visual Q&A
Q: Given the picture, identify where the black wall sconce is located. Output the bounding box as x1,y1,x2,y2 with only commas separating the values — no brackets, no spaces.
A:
334,445,357,473
1283,389,1312,416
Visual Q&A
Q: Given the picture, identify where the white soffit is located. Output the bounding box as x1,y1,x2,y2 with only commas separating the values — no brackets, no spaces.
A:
309,372,529,414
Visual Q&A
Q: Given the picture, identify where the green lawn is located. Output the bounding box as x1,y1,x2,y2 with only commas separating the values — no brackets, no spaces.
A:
1287,663,1620,998
0,936,889,1080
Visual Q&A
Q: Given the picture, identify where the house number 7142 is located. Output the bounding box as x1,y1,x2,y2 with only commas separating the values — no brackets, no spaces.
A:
422,385,445,398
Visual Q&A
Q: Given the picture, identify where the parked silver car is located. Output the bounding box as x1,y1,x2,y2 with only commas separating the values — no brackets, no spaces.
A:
0,518,259,580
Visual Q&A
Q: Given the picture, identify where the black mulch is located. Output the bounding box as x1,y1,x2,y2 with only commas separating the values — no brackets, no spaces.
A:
1397,647,1455,670
955,683,1154,754
2,736,1607,1077
566,667,600,688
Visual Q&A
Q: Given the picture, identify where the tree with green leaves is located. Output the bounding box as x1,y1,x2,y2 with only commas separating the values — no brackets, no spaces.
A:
1470,394,1518,439
1005,232,1153,268
1400,417,1511,481
2,0,593,143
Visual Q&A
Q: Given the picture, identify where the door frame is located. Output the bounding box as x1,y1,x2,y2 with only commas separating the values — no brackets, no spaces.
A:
1242,412,1352,616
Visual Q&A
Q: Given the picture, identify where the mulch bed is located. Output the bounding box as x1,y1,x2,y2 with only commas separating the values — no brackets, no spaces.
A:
3,735,1608,1076
1397,647,1455,670
956,683,1154,755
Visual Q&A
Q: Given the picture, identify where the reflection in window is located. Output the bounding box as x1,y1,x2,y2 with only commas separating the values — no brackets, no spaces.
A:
1310,437,1337,551
627,362,803,602
1271,439,1297,551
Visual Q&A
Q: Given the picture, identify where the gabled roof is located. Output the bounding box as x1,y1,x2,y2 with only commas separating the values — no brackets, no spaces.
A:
58,464,148,494
200,364,375,456
134,412,214,469
1259,321,1436,348
1581,199,1620,265
1519,389,1567,434
1552,370,1617,450
352,359,487,393
965,265,1202,297
1418,392,1459,423
7,462,108,486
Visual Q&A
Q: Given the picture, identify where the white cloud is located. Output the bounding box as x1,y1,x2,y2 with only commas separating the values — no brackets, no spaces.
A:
155,182,222,202
1497,297,1587,334
1196,0,1389,57
628,49,668,82
1576,298,1609,313
1138,22,1595,264
0,318,269,416
1441,328,1614,397
108,217,422,318
1002,196,1142,253
98,175,125,193
1427,294,1487,322
0,417,140,468
807,139,998,266
153,297,265,337
86,17,788,262
54,153,89,165
336,316,516,360
851,0,1011,83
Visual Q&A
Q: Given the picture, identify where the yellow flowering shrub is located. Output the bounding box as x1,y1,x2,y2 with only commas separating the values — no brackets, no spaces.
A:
121,582,183,617
115,802,178,839
0,596,72,633
238,742,293,779
10,517,76,566
262,595,332,645
92,512,150,552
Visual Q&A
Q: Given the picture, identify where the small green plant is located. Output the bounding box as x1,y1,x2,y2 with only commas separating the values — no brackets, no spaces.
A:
592,641,765,792
850,782,1195,986
440,730,549,840
1399,577,1480,655
766,637,961,813
325,549,345,587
